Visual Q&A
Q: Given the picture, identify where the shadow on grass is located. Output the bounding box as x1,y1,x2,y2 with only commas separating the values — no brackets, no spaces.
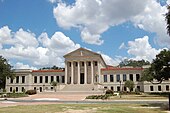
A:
141,103,169,111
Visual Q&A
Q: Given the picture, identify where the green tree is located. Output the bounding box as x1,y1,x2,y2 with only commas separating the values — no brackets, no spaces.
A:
0,56,15,89
119,59,150,67
124,80,134,92
141,49,170,83
166,5,170,36
50,81,58,92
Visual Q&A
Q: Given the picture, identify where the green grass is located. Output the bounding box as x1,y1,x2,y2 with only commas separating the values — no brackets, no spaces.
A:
0,103,166,113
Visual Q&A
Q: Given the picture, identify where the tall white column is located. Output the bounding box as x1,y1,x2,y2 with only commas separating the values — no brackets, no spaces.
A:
71,61,74,84
91,61,94,84
77,61,80,84
65,61,67,84
97,61,101,83
84,61,87,84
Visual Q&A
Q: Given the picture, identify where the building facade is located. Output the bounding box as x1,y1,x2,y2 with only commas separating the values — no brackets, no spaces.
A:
5,48,170,93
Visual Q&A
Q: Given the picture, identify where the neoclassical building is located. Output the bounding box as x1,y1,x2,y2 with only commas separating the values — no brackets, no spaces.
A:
5,48,170,93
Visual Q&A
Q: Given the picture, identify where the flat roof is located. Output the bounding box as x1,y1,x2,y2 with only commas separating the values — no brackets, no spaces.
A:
32,70,64,73
101,67,143,71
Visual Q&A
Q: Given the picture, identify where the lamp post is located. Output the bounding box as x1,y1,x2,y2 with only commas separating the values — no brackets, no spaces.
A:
119,80,122,98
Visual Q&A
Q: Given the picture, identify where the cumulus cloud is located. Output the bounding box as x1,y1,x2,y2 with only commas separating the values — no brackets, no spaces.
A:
53,0,170,47
53,0,149,45
127,36,164,62
15,62,37,70
0,26,80,69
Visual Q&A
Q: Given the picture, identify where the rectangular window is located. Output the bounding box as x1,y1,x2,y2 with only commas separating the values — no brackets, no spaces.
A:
45,76,48,83
82,62,84,66
94,61,97,66
57,76,60,82
104,86,107,89
123,74,126,81
51,76,54,82
16,76,19,83
150,86,153,91
69,62,71,67
40,76,43,83
10,78,13,83
158,86,161,91
111,86,114,91
124,87,127,91
62,76,65,83
22,76,25,83
34,87,36,90
75,62,78,67
104,75,107,82
166,85,169,91
117,86,120,91
110,75,114,82
136,74,140,81
137,86,140,91
116,74,120,82
22,87,25,92
10,87,12,92
16,87,18,92
88,62,91,66
34,76,37,83
130,74,133,81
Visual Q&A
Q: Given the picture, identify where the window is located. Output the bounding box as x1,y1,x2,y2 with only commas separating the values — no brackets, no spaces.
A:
22,87,25,92
40,76,43,83
94,61,97,66
123,74,126,81
75,62,78,67
124,87,127,91
51,87,53,90
136,74,140,81
104,75,107,82
111,86,114,91
130,74,133,81
150,86,153,91
158,86,161,91
22,76,25,83
69,62,71,67
51,76,54,82
116,74,120,82
166,85,169,91
45,76,48,83
34,76,37,83
10,87,12,92
57,76,60,82
104,86,107,89
34,87,36,90
82,62,84,66
110,75,114,82
16,87,18,92
117,86,120,91
10,78,13,83
137,86,140,91
62,76,65,83
39,87,42,92
16,76,19,83
88,62,91,66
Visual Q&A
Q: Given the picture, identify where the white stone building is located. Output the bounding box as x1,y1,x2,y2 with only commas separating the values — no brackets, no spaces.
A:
5,48,170,93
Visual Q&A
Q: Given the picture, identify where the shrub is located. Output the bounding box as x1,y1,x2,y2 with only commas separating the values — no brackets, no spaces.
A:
25,90,37,95
6,93,28,98
105,89,113,95
12,89,16,93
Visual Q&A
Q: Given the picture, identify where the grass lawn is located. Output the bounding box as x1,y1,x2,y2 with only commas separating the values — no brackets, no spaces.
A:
0,103,166,113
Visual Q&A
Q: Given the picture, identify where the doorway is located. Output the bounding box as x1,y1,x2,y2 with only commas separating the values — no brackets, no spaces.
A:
80,73,84,84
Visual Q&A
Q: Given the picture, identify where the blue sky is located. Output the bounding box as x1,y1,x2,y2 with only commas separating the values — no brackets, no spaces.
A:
0,0,170,69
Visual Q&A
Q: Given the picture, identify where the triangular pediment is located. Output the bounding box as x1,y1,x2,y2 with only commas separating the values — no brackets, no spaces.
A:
64,48,100,58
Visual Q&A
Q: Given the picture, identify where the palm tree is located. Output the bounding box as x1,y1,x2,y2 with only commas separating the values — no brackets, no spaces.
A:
50,81,58,92
165,5,170,36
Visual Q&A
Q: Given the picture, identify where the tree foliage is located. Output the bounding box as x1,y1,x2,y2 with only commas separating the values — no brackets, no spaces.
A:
119,59,150,67
165,5,170,36
50,81,58,92
124,80,134,92
39,65,64,70
141,49,170,83
0,56,15,88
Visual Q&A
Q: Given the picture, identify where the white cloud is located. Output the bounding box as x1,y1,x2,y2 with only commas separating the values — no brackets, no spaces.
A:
119,42,126,49
15,62,37,70
0,26,80,68
53,0,170,47
53,0,150,45
127,36,164,62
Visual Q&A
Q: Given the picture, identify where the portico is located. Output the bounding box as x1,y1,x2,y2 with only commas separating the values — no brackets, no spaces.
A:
64,48,106,85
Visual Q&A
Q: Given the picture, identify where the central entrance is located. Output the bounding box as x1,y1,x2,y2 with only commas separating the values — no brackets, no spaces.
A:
80,73,84,84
